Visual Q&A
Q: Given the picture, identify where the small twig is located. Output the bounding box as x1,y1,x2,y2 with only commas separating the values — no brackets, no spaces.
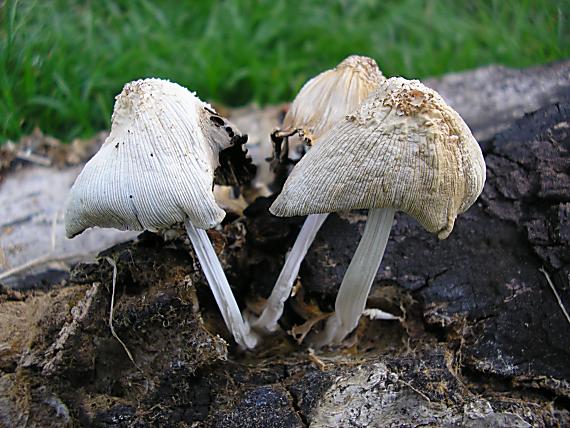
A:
0,207,65,282
50,209,59,252
0,253,83,281
105,256,140,370
307,347,326,371
362,308,400,321
0,255,52,281
399,378,431,402
539,267,570,326
15,150,52,166
290,278,301,297
289,312,332,344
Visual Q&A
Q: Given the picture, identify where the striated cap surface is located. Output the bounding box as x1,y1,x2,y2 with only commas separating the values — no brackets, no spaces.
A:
271,77,486,239
282,55,385,144
65,78,240,238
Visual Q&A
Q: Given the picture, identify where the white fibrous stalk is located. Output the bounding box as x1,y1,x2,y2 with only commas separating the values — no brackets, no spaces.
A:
313,207,396,346
185,220,258,349
252,213,329,333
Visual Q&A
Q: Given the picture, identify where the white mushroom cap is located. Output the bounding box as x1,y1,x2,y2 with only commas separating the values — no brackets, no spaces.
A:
271,77,486,239
282,55,385,144
65,78,240,238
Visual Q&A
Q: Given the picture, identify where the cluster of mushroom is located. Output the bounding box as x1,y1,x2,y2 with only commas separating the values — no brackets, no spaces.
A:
65,56,485,350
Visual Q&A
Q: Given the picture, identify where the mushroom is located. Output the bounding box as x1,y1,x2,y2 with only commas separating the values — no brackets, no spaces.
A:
253,55,385,333
65,78,258,349
270,77,486,345
278,54,385,147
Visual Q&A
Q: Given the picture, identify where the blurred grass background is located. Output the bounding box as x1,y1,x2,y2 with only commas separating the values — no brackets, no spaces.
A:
0,0,568,143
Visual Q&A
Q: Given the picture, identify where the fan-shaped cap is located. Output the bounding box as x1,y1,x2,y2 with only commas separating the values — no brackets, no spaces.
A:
270,77,486,239
65,78,243,238
282,55,385,145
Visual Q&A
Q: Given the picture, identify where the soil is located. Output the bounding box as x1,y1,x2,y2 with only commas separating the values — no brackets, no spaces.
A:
0,62,569,427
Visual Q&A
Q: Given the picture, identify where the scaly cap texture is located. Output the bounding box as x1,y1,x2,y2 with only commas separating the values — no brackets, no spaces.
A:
282,55,385,144
271,77,486,239
65,78,241,238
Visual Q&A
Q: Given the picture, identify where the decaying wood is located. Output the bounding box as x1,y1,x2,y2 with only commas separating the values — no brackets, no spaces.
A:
0,62,569,427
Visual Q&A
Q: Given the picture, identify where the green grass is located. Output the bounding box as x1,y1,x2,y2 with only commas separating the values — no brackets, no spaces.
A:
1,0,568,143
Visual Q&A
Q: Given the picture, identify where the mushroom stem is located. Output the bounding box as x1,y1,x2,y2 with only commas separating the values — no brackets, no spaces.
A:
314,207,396,346
184,220,258,349
253,213,329,332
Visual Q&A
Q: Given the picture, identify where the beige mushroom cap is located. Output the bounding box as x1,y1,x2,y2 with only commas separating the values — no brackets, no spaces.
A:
270,77,486,239
282,55,385,145
65,78,239,238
